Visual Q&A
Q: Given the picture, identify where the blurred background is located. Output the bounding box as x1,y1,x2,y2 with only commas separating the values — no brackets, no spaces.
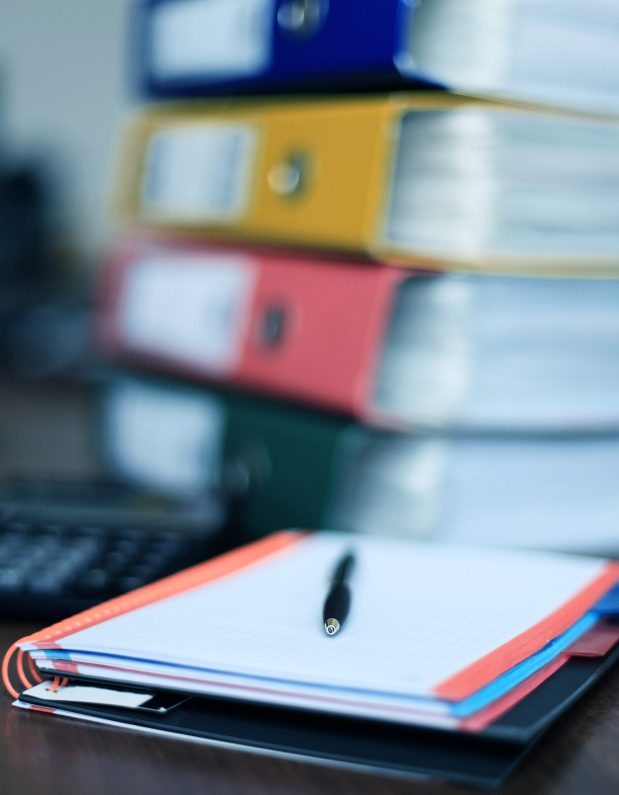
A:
0,1,130,477
1,0,618,621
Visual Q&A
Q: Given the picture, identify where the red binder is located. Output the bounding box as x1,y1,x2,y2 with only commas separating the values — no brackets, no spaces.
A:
98,237,410,426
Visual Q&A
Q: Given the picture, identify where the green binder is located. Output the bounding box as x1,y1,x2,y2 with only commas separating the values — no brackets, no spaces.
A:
102,375,380,540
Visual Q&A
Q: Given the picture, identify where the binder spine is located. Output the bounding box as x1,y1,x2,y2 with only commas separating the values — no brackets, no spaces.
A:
136,0,419,98
98,240,406,423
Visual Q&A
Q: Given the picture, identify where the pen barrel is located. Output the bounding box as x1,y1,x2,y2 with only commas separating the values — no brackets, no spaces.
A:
333,552,355,582
323,581,351,626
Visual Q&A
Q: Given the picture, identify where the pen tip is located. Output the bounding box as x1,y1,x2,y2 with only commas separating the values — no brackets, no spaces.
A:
324,618,340,636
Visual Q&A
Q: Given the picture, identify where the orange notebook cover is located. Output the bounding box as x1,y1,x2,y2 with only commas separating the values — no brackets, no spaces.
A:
4,532,618,713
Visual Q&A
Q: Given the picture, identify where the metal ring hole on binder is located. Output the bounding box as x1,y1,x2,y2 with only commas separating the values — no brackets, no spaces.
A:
277,0,330,38
221,444,272,498
267,152,310,198
259,305,288,349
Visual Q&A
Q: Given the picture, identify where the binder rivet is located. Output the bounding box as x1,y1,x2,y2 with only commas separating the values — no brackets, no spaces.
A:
277,0,329,38
260,305,288,349
268,152,310,198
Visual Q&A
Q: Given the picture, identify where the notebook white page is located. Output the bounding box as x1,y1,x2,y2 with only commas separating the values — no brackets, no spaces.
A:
47,534,608,699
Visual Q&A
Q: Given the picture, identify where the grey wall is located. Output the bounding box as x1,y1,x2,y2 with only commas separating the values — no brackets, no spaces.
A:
0,0,133,263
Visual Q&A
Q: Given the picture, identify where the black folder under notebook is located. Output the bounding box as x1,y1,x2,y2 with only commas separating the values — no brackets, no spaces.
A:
20,644,619,789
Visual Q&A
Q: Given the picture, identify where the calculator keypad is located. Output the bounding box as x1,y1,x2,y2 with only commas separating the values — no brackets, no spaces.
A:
0,521,210,619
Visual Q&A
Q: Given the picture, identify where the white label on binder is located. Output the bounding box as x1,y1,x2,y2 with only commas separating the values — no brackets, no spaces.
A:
141,124,258,222
105,380,225,496
151,0,275,80
119,253,256,374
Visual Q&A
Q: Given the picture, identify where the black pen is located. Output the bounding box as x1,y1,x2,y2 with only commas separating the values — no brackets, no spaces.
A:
323,550,355,636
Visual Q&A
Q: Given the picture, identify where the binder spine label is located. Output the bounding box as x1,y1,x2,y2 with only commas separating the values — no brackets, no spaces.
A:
105,380,226,496
150,0,275,80
118,252,256,374
141,123,259,222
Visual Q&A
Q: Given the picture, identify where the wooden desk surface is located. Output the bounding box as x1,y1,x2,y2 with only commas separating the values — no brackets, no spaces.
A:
1,620,619,795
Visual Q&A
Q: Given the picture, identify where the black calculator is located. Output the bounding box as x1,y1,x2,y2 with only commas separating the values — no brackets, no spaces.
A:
0,477,227,620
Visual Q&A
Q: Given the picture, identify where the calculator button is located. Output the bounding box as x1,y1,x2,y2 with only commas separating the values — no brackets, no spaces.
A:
75,568,111,594
112,539,141,558
118,575,146,592
28,576,65,595
101,551,128,574
0,567,27,590
141,550,168,570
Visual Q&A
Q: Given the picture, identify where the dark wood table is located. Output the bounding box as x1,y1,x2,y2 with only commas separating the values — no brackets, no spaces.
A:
1,620,619,795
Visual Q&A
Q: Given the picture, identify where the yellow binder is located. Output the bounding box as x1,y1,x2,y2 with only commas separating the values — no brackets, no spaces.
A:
112,94,619,275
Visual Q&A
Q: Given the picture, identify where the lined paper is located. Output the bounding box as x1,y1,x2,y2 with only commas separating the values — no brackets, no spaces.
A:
50,534,609,699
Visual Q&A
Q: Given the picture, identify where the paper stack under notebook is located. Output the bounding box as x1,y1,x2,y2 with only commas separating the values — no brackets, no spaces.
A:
93,0,619,556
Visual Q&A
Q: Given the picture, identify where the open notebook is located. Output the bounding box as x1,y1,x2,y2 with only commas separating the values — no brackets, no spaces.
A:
5,532,619,787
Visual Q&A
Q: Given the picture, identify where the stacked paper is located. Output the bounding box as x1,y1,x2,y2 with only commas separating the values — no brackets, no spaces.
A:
17,533,619,732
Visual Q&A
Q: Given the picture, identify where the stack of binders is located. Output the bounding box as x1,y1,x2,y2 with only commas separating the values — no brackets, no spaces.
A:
97,0,619,553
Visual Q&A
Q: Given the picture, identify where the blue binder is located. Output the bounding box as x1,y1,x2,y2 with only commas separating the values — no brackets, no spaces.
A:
135,0,443,98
